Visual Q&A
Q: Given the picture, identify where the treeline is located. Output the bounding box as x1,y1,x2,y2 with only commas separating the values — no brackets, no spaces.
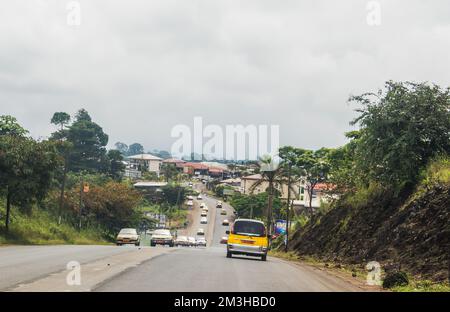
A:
0,110,142,239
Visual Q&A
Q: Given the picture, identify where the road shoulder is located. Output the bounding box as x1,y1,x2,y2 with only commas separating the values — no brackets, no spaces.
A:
10,247,176,292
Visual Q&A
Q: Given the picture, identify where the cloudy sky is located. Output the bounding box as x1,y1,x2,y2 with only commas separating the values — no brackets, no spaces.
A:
1,0,449,155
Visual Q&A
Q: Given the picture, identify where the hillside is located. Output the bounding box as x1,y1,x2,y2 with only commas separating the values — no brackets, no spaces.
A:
290,182,449,282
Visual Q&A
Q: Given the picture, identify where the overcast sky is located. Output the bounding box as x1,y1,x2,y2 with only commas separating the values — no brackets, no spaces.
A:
1,0,449,154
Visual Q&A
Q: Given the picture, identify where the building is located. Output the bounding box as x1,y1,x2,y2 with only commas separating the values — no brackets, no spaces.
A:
128,154,163,176
162,158,186,171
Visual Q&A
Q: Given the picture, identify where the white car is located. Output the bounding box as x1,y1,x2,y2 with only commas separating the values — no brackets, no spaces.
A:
197,194,203,200
116,228,140,246
200,217,208,224
197,228,205,235
187,200,193,206
201,210,208,217
150,229,174,247
200,203,206,209
202,205,208,212
196,237,207,247
222,219,229,226
187,236,196,247
187,195,194,200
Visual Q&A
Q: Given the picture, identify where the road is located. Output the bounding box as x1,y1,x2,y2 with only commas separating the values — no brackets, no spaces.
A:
0,184,365,292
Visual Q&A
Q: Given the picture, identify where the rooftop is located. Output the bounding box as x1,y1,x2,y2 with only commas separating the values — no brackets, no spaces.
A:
128,154,163,161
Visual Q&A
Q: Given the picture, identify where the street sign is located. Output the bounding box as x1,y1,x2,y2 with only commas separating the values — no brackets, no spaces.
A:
275,219,287,235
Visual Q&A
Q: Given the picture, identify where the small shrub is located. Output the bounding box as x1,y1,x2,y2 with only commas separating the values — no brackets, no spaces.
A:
383,271,409,289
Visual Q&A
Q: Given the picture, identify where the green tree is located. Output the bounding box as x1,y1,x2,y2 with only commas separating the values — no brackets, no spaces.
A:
250,155,286,235
107,150,125,180
66,109,109,172
0,115,28,136
128,143,144,156
114,142,129,155
50,112,71,132
161,163,179,182
350,81,450,189
292,148,332,216
0,136,59,231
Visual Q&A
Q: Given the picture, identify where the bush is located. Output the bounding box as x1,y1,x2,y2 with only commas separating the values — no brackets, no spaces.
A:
383,271,409,289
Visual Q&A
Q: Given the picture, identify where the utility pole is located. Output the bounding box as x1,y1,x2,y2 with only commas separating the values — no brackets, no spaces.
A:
285,162,292,252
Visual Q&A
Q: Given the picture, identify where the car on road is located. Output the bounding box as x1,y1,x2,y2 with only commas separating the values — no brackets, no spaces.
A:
187,200,193,206
197,228,205,235
196,237,207,247
222,219,229,226
200,217,208,224
202,205,208,212
187,195,194,200
197,194,203,200
150,229,174,247
174,235,189,247
220,236,228,244
201,210,208,217
216,201,222,208
116,228,140,246
188,236,196,247
226,219,268,261
221,209,227,215
200,203,206,208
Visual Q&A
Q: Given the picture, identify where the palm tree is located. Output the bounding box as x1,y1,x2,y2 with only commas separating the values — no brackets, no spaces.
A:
249,155,285,237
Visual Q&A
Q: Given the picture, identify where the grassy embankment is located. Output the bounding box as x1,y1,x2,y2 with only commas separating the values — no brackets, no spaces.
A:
0,202,109,246
271,156,450,292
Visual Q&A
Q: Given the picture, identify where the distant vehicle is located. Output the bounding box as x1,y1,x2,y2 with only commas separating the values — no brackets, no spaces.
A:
197,228,205,235
216,201,222,208
188,236,196,247
187,200,193,206
196,237,207,247
188,182,193,187
221,209,227,215
200,203,206,209
116,228,140,246
187,195,194,200
226,219,268,261
150,229,174,247
220,236,228,244
222,219,229,226
200,217,208,224
201,210,207,217
202,205,208,212
174,235,189,247
197,194,203,200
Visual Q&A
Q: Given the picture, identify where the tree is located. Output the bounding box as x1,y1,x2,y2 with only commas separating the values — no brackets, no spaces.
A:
295,148,331,217
128,143,144,156
66,109,109,172
249,155,286,236
50,112,72,224
50,112,71,132
107,150,125,180
114,142,129,156
0,136,59,231
0,115,28,136
350,81,450,190
161,163,179,182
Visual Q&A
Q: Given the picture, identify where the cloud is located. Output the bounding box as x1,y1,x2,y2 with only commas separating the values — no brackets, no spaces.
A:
0,0,449,152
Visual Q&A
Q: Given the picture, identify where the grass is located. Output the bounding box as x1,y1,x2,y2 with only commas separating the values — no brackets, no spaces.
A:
391,279,450,292
0,204,110,246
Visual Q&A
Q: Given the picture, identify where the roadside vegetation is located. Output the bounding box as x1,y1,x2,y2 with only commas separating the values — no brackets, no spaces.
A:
255,81,449,290
0,109,188,245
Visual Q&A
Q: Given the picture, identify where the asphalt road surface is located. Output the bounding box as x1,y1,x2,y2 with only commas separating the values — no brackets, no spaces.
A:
0,184,364,292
